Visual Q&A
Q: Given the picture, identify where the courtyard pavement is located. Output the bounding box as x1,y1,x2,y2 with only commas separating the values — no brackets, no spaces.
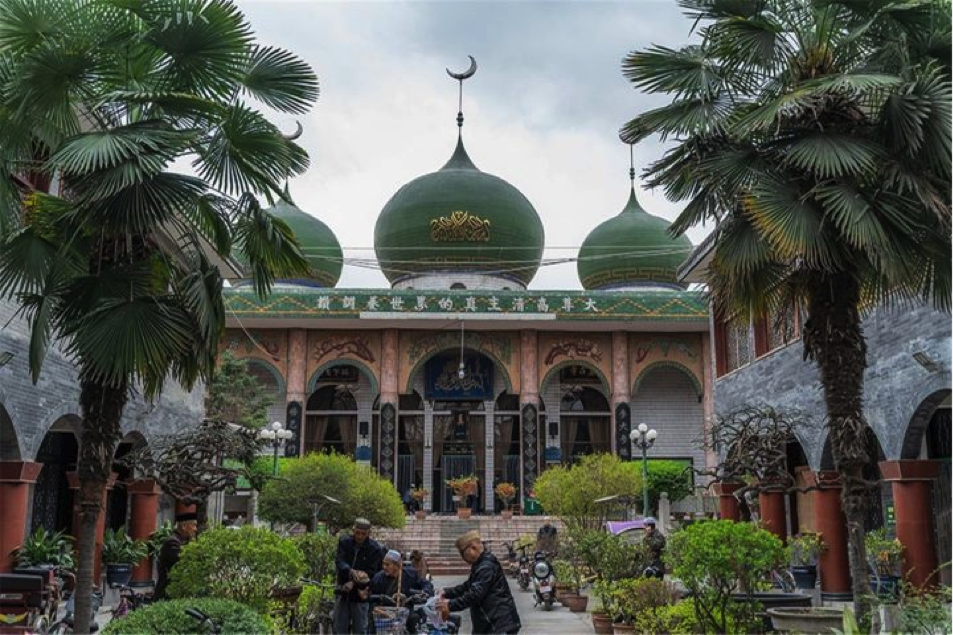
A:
433,574,593,635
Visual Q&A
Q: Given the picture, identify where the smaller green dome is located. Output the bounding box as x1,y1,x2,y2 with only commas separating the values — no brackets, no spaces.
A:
264,199,343,288
577,189,692,290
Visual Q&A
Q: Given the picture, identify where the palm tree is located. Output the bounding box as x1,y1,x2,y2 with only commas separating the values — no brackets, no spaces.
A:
621,0,950,616
0,0,317,630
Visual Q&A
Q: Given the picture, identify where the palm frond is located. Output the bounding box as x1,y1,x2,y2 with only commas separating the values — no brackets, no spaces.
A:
232,193,310,298
622,45,723,99
241,45,318,115
778,133,883,179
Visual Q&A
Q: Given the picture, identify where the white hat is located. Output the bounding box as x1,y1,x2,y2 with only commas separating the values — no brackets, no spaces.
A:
384,549,402,563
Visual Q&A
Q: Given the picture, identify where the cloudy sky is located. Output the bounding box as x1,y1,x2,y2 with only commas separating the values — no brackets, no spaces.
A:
237,0,708,289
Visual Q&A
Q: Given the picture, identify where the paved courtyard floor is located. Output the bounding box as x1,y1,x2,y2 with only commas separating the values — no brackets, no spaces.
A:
433,574,592,635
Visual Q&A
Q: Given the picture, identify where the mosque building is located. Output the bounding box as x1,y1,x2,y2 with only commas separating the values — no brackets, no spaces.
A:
221,62,712,515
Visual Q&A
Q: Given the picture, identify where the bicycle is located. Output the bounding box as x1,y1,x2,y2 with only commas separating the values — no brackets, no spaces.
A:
109,584,152,619
770,566,796,593
298,579,336,635
47,587,104,635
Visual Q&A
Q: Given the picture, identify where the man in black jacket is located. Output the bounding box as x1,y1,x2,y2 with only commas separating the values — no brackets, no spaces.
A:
154,511,198,600
437,530,521,634
334,517,384,634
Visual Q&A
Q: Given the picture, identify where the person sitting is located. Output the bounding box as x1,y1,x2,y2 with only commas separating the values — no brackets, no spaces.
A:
370,549,434,600
410,549,430,581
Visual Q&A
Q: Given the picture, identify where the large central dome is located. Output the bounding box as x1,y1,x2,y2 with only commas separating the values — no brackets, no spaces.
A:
374,138,544,289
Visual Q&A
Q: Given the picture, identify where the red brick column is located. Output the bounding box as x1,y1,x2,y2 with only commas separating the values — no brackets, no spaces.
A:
0,461,44,572
805,471,851,599
67,471,118,585
880,460,941,589
712,482,743,521
127,479,162,586
759,488,787,542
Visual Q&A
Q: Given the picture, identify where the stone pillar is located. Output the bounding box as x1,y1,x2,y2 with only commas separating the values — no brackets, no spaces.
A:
484,400,495,513
711,482,743,521
519,330,539,511
759,488,787,541
611,331,631,459
880,460,941,588
0,461,44,572
379,330,400,483
805,471,851,599
287,329,308,456
127,479,161,586
423,401,434,512
67,472,118,585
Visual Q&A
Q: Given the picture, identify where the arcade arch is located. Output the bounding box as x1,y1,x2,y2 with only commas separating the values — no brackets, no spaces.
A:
540,362,611,465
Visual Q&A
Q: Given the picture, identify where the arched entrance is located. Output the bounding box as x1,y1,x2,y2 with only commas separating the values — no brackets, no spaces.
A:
560,386,611,462
631,364,705,472
303,363,376,457
899,390,951,585
106,432,147,532
493,392,521,511
820,427,890,532
31,418,80,535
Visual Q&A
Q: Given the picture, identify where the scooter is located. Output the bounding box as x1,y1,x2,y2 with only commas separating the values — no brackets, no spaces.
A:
516,551,531,592
531,551,555,611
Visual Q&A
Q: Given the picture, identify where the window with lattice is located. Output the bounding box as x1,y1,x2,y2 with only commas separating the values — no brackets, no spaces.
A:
725,318,752,372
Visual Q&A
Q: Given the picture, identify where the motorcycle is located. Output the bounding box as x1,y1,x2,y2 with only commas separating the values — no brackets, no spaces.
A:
531,551,555,611
516,551,531,592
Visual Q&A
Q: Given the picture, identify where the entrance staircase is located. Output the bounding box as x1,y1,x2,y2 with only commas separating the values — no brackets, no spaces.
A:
377,515,565,576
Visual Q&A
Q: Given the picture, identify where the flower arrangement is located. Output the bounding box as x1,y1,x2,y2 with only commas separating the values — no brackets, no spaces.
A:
788,532,825,566
865,528,904,577
446,474,479,498
494,482,517,507
411,487,429,503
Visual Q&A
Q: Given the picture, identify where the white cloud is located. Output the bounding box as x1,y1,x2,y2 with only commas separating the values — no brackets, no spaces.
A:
236,0,709,289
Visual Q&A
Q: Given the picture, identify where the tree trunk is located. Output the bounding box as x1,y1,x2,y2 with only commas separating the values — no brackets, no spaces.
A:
803,272,871,622
73,379,128,635
196,497,210,533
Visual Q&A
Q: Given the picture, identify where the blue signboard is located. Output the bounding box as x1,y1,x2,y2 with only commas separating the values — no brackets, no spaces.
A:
425,353,494,400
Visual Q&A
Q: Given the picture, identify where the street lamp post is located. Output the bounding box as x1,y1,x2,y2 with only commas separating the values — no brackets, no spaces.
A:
629,423,658,517
259,421,294,477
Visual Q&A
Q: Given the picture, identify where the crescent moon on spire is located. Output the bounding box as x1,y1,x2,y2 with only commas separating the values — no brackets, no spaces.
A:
446,55,477,81
281,121,304,141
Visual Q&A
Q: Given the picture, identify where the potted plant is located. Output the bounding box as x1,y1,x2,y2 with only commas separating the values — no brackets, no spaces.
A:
494,482,517,519
102,526,149,587
446,475,478,519
590,580,615,635
11,527,75,571
788,532,825,590
865,528,904,599
411,487,429,519
556,561,589,612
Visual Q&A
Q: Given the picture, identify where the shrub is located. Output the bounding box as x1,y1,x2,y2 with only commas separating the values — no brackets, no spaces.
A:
642,460,694,513
606,577,680,625
102,597,269,635
666,520,785,633
293,533,337,582
102,526,148,565
11,527,74,569
533,454,641,532
898,584,952,635
167,526,305,611
633,599,699,635
257,452,405,531
564,527,646,582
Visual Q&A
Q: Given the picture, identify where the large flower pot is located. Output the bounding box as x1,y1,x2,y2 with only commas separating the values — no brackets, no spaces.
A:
105,563,134,587
501,510,513,520
791,565,818,590
731,592,813,632
868,574,900,600
562,593,589,613
415,510,426,520
612,624,635,635
457,508,472,519
591,611,614,635
767,607,844,634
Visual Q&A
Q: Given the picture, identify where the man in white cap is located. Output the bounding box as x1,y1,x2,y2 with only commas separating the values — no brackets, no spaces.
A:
371,549,433,630
334,517,384,634
436,530,521,634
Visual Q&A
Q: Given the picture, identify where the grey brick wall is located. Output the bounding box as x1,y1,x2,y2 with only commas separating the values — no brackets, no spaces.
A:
715,303,951,467
631,366,706,472
0,299,206,461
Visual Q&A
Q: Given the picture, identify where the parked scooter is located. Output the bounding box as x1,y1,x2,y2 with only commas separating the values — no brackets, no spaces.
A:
516,548,531,592
531,551,555,611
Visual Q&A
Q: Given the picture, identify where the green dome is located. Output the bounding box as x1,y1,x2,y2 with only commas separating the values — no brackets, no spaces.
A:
374,138,544,288
264,199,342,288
577,189,692,290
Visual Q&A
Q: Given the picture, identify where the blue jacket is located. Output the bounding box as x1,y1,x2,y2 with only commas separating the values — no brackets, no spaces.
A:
370,564,434,599
335,534,384,603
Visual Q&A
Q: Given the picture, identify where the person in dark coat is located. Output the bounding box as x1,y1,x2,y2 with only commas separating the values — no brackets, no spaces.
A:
371,549,434,632
437,530,521,634
154,512,198,600
642,517,666,579
334,517,384,634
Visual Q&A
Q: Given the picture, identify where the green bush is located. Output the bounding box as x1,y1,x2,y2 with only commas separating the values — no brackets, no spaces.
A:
643,460,694,513
167,526,305,612
257,452,405,531
533,454,641,531
607,577,680,625
293,533,337,582
564,527,646,582
666,520,785,634
633,600,701,635
102,597,268,634
899,584,952,635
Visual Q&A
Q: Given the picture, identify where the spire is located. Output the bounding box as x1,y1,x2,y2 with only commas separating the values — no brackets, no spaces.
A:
446,55,478,134
623,143,643,214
